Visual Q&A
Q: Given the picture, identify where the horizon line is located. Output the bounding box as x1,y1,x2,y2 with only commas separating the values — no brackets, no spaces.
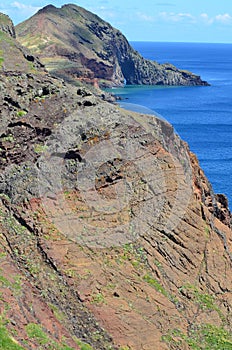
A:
129,40,232,44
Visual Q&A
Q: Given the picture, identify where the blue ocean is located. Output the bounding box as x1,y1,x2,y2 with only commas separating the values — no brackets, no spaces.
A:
109,42,232,208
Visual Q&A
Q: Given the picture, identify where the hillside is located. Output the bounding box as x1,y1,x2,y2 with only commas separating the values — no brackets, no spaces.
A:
15,4,209,87
0,9,232,350
0,13,44,74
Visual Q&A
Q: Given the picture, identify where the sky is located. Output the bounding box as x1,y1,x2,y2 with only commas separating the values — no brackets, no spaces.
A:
1,0,232,43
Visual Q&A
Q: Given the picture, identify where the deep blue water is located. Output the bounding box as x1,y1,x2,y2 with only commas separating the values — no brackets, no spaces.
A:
109,42,232,207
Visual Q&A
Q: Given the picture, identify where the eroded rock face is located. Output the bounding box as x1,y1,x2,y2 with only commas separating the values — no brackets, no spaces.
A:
15,4,209,87
0,12,231,350
0,67,231,349
0,13,16,38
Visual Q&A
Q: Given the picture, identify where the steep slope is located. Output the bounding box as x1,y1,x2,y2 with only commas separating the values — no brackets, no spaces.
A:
0,12,16,38
15,4,209,87
1,11,232,350
0,13,44,74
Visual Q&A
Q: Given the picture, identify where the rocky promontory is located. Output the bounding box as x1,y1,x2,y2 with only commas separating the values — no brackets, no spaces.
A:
16,4,209,87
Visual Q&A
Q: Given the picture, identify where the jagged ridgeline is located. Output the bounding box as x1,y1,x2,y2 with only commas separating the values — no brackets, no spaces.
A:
15,4,209,87
0,13,44,73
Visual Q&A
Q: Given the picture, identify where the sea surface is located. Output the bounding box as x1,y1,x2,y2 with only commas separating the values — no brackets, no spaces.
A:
108,42,232,208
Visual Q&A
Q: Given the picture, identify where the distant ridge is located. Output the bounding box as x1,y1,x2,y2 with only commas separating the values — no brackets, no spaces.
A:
16,4,209,87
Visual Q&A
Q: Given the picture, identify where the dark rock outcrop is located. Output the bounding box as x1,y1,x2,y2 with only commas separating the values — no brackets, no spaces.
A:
0,13,16,38
16,4,209,87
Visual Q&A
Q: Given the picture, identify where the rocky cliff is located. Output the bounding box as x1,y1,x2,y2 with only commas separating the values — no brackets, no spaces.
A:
0,13,44,74
0,11,232,350
15,4,209,87
0,13,16,38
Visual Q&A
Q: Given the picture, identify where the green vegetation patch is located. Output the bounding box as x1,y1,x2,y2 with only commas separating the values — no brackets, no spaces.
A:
16,110,27,117
179,283,223,315
0,14,11,25
0,57,4,67
197,324,232,350
0,273,22,295
1,134,14,143
25,323,49,345
116,243,147,269
25,323,75,349
0,31,13,44
162,324,232,350
143,273,168,297
91,291,105,304
48,303,66,321
0,326,25,350
75,338,94,350
5,216,26,236
33,144,48,154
